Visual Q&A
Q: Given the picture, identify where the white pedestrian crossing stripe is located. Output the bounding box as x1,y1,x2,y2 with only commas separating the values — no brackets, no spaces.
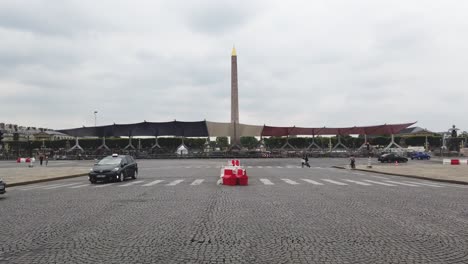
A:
260,179,274,185
69,184,90,189
94,183,115,188
384,180,419,187
343,179,372,186
281,179,299,185
321,179,348,185
167,180,184,186
403,181,443,187
302,179,323,185
119,180,144,187
142,180,164,186
43,183,81,189
362,180,396,186
191,179,204,185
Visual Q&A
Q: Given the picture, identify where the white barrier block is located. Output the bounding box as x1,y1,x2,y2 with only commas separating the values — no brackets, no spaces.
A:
443,159,451,165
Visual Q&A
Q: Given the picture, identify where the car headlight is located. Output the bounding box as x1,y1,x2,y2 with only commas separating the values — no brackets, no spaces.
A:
113,167,119,171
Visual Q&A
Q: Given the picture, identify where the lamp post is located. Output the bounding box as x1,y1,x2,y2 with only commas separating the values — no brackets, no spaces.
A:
94,111,98,127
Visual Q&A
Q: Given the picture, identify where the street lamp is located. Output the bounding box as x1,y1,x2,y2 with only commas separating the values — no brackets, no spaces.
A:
94,111,98,127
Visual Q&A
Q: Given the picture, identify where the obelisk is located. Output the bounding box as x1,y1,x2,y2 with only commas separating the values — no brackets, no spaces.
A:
231,47,240,145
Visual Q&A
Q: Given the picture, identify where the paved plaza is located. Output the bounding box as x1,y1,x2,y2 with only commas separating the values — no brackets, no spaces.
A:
1,159,468,263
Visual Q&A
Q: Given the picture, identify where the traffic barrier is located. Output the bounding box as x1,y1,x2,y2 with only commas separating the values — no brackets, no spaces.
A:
222,168,237,186
17,157,35,167
220,160,248,186
442,159,468,165
236,168,249,186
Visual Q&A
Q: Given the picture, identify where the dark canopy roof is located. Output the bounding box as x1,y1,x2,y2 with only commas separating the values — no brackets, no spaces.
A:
261,122,416,136
58,121,209,137
58,121,415,137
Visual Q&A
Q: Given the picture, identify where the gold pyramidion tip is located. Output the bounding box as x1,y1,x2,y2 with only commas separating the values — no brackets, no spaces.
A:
231,46,237,56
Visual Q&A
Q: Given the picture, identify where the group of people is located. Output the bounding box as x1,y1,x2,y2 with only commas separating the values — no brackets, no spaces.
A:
38,153,48,166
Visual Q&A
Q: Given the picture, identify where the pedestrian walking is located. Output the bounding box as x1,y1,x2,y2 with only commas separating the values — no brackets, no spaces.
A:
350,155,356,169
45,156,49,166
301,155,310,168
39,153,44,166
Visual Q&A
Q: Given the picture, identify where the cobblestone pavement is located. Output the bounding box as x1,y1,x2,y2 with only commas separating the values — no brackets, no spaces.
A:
1,159,467,263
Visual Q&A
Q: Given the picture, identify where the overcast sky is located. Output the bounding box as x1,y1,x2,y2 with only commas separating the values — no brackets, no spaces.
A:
0,0,467,132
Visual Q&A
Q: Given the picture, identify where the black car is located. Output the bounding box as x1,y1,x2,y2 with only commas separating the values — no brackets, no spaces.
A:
378,153,408,163
89,154,138,183
0,178,6,195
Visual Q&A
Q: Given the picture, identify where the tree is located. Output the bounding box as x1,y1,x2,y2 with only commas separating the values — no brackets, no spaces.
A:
240,137,258,149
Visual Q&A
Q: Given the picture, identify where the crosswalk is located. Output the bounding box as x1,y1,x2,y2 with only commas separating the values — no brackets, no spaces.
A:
13,177,465,192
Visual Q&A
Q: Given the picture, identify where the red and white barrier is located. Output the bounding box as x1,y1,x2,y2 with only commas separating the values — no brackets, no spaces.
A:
17,157,36,167
442,159,468,165
220,160,248,186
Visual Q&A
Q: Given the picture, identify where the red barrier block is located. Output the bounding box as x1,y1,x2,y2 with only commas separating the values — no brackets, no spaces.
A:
451,159,460,165
236,169,249,186
17,158,21,163
222,168,237,186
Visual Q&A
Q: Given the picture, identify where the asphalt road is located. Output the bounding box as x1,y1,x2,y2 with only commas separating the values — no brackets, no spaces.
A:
1,159,467,264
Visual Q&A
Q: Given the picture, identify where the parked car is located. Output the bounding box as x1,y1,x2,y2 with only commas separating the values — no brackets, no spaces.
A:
378,153,408,163
0,178,6,195
88,154,138,183
411,152,431,160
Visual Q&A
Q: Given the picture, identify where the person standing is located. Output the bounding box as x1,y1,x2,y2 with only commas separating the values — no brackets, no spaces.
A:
45,155,49,166
39,153,44,166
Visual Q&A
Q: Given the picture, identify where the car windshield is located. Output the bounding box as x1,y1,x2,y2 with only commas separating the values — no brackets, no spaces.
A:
97,157,122,165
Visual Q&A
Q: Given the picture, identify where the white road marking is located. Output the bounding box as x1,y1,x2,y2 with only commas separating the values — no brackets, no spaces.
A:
93,183,114,188
69,184,91,189
321,179,348,185
351,172,366,176
43,183,81,189
403,181,443,187
343,179,372,186
191,179,204,185
257,166,263,168
185,166,191,169
368,175,389,180
384,181,419,187
281,179,299,185
20,183,63,190
276,166,283,168
260,179,274,185
119,180,144,187
247,166,253,168
142,180,164,186
301,179,323,185
167,179,184,186
428,183,468,188
296,166,302,168
362,180,396,186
